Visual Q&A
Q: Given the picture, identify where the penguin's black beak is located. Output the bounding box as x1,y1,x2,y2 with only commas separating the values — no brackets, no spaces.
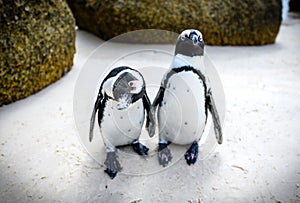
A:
116,93,132,110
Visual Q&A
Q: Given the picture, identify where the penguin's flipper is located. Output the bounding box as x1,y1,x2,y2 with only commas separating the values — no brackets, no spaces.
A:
206,88,223,144
152,86,165,110
143,92,156,137
89,93,103,142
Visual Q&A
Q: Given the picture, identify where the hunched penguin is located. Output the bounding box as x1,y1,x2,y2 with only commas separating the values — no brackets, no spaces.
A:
89,66,155,179
152,29,223,167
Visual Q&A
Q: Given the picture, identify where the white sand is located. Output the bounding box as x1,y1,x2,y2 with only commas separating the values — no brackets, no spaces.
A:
1,15,300,202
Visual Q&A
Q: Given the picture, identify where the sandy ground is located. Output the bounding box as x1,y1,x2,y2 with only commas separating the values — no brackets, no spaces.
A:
1,14,300,202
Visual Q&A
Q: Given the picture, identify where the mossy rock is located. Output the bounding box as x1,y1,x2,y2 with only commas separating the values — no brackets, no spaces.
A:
67,0,281,45
0,0,76,106
289,0,300,12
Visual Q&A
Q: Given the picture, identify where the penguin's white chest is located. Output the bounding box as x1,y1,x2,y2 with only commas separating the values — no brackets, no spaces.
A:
101,99,145,148
158,71,207,145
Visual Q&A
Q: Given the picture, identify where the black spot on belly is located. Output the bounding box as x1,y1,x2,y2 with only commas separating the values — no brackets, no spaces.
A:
187,89,190,93
120,116,123,119
184,122,188,125
128,129,131,132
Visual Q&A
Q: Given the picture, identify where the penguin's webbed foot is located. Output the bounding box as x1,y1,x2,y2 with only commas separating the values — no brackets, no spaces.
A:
185,141,199,165
158,142,172,167
104,151,122,179
132,141,149,156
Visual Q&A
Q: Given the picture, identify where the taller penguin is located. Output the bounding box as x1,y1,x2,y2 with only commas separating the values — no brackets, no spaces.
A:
89,66,155,179
152,29,223,167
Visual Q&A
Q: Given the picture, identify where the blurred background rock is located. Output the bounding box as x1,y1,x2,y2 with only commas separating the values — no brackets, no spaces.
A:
67,0,282,45
289,0,300,11
0,0,76,106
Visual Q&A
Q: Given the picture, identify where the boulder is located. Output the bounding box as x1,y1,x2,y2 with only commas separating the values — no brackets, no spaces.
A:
289,0,300,12
0,0,76,106
67,0,281,45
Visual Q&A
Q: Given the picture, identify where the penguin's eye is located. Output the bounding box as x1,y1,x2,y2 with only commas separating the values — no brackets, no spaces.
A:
128,81,135,87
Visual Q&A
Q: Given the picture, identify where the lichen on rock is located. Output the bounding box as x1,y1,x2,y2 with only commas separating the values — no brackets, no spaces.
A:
67,0,282,45
0,0,76,106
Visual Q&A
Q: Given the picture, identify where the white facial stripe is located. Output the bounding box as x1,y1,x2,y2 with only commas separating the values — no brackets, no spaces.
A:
179,30,191,39
126,69,143,84
179,29,203,41
102,77,114,98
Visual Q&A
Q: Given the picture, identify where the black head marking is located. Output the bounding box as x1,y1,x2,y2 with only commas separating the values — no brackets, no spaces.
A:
103,66,131,81
99,66,133,98
175,29,205,57
112,72,137,100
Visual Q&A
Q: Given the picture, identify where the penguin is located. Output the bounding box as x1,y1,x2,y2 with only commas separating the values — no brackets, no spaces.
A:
152,29,223,167
89,66,155,179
